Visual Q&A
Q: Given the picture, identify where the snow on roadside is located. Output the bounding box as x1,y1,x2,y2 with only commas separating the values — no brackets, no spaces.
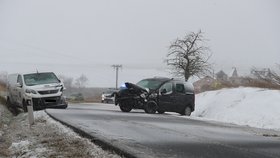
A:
192,87,280,131
0,105,121,158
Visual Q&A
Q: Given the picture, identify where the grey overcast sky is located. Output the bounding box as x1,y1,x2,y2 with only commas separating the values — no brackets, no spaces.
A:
0,0,279,87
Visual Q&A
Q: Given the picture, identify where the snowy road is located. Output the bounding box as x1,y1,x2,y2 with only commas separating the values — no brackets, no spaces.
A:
46,103,280,158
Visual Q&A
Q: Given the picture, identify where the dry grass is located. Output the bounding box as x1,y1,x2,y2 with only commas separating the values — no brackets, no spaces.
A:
240,78,280,90
196,78,280,93
0,82,6,91
0,96,5,105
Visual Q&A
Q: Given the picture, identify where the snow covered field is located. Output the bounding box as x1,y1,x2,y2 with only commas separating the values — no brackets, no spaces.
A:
193,87,280,131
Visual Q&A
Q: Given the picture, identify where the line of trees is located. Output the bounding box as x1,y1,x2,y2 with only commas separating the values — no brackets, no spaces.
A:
251,64,280,86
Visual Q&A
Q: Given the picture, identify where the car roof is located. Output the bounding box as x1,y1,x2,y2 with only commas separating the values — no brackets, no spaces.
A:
141,77,171,82
141,77,190,83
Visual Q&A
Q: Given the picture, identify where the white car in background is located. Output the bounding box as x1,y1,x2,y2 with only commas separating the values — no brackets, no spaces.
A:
101,89,118,103
7,72,68,112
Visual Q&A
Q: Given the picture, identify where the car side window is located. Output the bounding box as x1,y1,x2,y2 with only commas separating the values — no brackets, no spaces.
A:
17,75,23,86
176,83,185,94
160,82,173,94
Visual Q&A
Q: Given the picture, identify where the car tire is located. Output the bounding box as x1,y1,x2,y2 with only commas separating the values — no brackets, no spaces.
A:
181,106,191,116
119,100,132,112
144,101,157,114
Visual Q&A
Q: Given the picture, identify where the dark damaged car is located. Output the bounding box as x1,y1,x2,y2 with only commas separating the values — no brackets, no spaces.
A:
114,77,195,116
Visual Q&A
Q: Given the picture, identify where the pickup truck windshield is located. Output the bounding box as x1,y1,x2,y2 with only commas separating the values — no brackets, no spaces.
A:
24,73,60,86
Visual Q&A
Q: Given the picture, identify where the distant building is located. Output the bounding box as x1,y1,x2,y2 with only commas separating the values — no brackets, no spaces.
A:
229,67,238,78
216,70,228,81
229,67,241,84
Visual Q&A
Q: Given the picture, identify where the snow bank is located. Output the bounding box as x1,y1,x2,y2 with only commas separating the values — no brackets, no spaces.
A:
193,87,280,131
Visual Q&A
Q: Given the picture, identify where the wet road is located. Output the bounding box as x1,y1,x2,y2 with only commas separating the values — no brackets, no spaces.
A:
46,103,280,158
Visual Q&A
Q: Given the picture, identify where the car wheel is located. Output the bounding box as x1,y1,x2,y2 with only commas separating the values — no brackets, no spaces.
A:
144,101,157,114
181,106,191,116
119,100,132,112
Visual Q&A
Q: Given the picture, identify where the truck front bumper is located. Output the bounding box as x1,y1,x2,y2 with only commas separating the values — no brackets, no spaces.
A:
31,96,68,110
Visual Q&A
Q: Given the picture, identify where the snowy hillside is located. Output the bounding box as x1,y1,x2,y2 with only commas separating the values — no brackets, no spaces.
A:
193,87,280,131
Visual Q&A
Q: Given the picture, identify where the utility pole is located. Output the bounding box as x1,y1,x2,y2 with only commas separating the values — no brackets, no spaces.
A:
112,64,122,89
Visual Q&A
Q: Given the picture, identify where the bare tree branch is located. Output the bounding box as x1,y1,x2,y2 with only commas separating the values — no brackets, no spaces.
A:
166,30,212,81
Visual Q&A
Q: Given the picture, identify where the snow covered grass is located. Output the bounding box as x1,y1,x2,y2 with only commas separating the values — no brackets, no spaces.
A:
192,87,280,131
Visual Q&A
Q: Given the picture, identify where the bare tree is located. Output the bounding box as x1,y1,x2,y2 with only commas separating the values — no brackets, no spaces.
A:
75,74,88,88
251,65,280,86
166,30,212,81
269,64,280,85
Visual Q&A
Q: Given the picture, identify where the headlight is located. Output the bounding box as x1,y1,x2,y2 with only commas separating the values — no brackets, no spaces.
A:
140,93,147,98
25,89,37,94
149,93,157,98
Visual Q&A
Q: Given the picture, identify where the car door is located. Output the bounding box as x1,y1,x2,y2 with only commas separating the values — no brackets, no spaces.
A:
173,82,188,112
158,82,174,111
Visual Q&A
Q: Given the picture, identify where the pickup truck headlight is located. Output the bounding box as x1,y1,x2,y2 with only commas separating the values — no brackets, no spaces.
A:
25,89,37,94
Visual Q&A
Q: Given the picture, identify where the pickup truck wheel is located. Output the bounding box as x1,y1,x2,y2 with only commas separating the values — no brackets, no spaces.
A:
119,100,132,112
144,101,157,114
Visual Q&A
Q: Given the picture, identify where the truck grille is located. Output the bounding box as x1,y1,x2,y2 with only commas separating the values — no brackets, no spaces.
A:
32,97,60,107
38,89,59,95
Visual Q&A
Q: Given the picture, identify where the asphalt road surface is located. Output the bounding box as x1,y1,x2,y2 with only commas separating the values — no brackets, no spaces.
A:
46,103,280,158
